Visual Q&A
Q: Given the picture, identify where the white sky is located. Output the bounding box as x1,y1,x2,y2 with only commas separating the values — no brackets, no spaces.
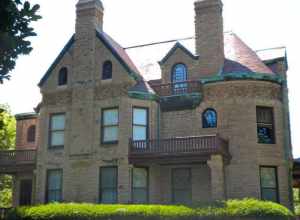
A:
0,0,299,156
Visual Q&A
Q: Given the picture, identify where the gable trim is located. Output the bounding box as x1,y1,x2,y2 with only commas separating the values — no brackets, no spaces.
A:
38,35,75,87
96,31,142,81
159,42,199,65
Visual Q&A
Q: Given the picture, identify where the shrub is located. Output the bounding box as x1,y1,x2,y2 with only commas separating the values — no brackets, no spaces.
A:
8,199,294,220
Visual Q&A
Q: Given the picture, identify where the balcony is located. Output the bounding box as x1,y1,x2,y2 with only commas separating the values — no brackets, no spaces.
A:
150,81,202,111
0,150,37,174
129,135,231,165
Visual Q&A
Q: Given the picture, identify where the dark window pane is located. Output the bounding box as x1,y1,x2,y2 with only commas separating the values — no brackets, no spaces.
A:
102,61,112,80
100,167,117,204
58,67,68,86
261,188,277,202
257,126,274,144
47,170,62,203
132,188,148,204
202,109,217,128
172,168,191,204
256,107,275,144
27,125,36,143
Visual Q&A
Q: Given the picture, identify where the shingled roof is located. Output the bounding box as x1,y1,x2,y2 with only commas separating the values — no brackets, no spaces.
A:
125,32,279,81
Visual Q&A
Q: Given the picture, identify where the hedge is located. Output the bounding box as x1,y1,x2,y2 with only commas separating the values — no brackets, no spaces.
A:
8,199,294,220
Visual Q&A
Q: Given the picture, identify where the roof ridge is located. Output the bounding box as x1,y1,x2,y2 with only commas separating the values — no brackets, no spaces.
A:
124,37,195,50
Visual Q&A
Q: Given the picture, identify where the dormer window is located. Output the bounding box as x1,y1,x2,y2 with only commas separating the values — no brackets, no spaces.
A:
171,64,187,94
58,67,68,86
102,60,112,80
27,125,36,143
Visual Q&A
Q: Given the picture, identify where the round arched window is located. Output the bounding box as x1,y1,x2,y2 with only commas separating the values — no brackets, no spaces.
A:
202,109,217,128
171,64,188,94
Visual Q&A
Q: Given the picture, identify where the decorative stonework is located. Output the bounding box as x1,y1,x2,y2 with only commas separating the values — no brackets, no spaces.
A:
204,81,282,101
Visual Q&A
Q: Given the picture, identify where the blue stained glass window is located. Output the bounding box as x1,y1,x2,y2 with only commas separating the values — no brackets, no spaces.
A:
202,109,217,128
171,64,188,94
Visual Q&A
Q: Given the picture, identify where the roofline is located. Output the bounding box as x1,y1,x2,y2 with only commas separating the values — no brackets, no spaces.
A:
38,35,75,87
96,30,142,81
15,112,38,120
255,46,286,53
159,42,199,65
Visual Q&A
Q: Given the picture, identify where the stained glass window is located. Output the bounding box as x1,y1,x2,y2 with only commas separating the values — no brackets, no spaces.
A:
202,109,217,128
172,64,188,94
256,107,275,144
260,167,279,202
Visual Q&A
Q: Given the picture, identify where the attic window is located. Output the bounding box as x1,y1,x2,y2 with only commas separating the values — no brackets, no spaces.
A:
58,67,68,86
171,64,188,94
102,61,112,80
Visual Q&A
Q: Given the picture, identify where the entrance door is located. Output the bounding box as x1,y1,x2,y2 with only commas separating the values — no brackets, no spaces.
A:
172,168,192,204
19,179,32,206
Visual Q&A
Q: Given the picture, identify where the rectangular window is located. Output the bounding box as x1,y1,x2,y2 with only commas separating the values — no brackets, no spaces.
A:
99,167,118,204
132,108,148,141
132,167,148,204
46,169,62,203
101,108,119,144
49,114,65,148
260,166,279,203
172,168,192,204
256,107,275,144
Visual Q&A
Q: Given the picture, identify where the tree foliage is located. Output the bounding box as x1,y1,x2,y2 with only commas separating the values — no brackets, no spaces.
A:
0,104,16,207
0,0,41,83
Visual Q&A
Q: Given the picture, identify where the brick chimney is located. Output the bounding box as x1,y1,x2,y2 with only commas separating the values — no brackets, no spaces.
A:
194,0,224,77
76,0,104,37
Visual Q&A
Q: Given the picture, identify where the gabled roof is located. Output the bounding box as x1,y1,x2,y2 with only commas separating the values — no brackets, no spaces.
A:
96,30,142,80
38,35,75,87
38,31,142,87
222,32,273,74
159,42,199,65
125,32,282,81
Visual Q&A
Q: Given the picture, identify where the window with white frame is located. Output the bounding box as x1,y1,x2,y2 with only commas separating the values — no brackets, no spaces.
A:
49,114,65,148
102,108,119,144
132,108,148,141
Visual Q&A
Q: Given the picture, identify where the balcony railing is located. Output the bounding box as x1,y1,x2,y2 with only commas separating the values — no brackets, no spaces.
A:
151,80,200,97
129,135,230,164
0,150,36,173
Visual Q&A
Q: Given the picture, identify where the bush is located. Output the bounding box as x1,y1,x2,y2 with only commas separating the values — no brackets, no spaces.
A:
8,199,294,220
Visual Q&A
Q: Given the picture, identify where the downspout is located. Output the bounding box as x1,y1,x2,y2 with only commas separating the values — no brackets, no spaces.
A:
281,50,294,210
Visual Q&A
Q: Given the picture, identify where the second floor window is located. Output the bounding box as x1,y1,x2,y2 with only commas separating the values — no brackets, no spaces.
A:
49,114,65,148
46,169,63,203
202,108,217,128
58,67,68,86
27,125,36,143
171,64,188,94
132,108,148,141
102,60,112,80
102,108,119,144
256,107,275,144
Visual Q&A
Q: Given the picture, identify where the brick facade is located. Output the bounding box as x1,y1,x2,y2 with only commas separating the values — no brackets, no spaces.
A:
9,0,293,210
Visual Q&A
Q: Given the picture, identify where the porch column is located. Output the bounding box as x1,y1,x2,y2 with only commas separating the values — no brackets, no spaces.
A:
208,155,226,201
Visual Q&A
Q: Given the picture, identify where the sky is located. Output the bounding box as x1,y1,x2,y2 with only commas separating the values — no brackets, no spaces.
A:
0,0,299,156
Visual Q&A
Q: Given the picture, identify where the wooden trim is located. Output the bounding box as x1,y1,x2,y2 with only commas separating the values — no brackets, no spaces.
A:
46,169,63,203
101,107,119,145
99,166,118,204
48,113,66,149
259,166,280,203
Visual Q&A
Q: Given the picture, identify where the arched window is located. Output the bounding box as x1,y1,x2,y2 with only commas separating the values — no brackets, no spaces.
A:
102,60,112,80
58,67,68,86
27,125,36,143
202,109,217,128
171,64,188,94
